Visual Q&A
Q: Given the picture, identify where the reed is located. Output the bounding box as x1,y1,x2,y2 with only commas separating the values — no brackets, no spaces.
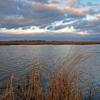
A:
0,69,94,100
0,52,94,100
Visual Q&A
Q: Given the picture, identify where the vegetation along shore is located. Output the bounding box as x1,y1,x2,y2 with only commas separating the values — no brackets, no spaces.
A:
0,40,100,45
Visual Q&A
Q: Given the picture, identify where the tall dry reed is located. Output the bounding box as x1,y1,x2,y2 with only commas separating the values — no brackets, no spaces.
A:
0,50,94,100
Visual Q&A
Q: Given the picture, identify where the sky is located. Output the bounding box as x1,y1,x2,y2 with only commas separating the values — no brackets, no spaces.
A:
0,0,100,41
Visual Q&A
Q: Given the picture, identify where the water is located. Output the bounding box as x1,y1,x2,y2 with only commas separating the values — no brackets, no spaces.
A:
0,45,100,95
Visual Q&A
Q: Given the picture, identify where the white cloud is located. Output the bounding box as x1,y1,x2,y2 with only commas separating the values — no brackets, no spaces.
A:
0,27,48,34
86,15,97,21
84,14,100,22
0,25,89,36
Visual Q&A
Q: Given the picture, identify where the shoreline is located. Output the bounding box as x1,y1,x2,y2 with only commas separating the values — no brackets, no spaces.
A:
0,40,100,45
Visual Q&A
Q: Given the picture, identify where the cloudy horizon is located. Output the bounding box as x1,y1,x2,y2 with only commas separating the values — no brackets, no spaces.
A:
0,0,100,41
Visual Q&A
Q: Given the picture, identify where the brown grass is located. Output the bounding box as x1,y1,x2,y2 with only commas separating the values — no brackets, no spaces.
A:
0,67,94,100
0,52,94,100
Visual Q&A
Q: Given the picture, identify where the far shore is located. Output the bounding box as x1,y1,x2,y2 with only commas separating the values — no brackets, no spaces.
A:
0,40,100,45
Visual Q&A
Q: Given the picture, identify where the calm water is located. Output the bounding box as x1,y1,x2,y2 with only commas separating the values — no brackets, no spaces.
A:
0,45,100,92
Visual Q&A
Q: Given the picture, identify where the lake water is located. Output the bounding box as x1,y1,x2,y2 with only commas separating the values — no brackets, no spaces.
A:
0,45,100,97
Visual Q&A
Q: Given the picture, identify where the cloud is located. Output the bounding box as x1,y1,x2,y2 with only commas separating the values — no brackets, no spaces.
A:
0,27,48,34
0,0,65,28
84,14,100,24
33,0,48,3
0,23,89,36
0,0,100,41
71,14,100,35
0,0,97,29
49,0,80,7
32,2,96,16
96,15,100,19
86,2,100,7
66,0,80,7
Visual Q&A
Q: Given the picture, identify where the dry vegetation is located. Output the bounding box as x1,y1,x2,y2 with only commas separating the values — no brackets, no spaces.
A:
0,40,100,45
0,51,95,100
0,67,94,100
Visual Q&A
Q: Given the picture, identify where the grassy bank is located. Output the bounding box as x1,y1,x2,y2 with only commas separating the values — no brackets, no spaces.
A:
0,40,100,45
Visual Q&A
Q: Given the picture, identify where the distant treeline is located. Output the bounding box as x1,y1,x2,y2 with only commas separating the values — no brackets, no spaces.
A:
0,40,100,45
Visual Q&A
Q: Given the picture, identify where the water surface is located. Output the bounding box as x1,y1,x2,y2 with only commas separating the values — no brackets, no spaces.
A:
0,45,100,92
